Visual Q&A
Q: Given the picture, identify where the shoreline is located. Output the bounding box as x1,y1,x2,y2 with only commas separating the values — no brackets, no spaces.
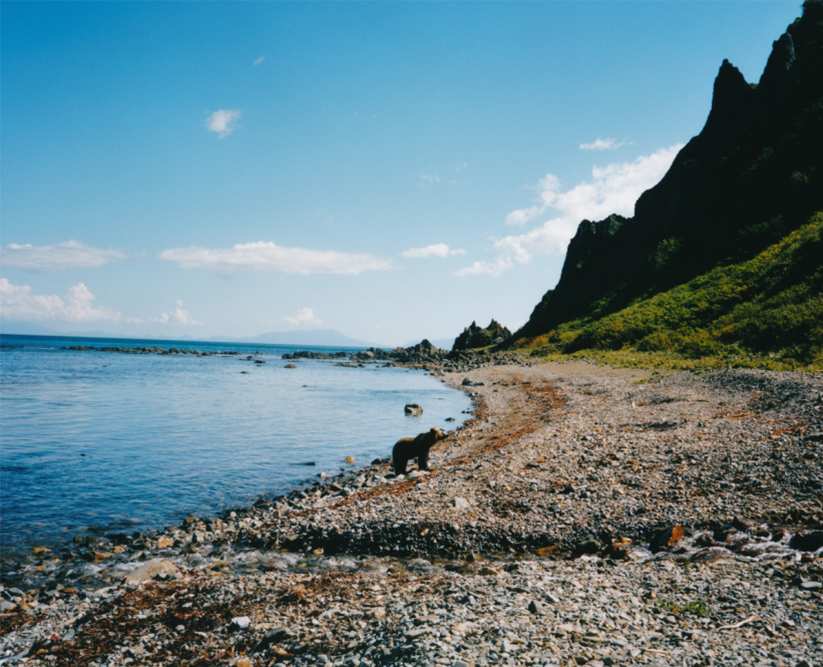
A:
0,346,478,564
2,360,822,666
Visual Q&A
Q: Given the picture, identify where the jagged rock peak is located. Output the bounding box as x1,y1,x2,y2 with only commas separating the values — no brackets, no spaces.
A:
758,32,796,95
703,59,754,133
452,320,512,352
764,32,796,76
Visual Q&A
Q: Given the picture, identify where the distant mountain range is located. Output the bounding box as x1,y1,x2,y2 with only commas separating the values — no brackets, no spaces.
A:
0,322,459,351
0,322,67,337
207,329,384,348
0,323,383,348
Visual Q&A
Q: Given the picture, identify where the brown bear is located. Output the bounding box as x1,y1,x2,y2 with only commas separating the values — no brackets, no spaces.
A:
392,427,446,475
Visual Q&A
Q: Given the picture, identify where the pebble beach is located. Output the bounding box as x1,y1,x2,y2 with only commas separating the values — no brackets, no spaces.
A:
1,359,822,667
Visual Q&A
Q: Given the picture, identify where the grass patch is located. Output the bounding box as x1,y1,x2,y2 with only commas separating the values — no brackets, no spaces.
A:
507,212,823,372
656,598,712,616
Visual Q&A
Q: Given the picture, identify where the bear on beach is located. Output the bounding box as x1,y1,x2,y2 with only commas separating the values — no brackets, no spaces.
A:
392,428,446,475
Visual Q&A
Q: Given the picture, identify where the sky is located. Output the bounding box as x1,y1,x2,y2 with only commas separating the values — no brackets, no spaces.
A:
0,1,803,346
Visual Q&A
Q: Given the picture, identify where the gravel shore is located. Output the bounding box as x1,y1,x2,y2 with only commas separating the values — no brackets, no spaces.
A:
2,361,821,667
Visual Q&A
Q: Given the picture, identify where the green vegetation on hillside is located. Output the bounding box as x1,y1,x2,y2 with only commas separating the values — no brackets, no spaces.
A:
512,212,823,370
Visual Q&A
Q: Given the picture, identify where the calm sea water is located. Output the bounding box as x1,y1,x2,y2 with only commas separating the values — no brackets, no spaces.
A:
0,335,470,558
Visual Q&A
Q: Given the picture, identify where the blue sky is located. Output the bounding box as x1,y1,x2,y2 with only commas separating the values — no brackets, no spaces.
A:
0,1,802,346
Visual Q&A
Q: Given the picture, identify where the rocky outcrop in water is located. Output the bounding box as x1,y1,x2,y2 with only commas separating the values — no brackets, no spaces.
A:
452,320,512,351
64,346,239,356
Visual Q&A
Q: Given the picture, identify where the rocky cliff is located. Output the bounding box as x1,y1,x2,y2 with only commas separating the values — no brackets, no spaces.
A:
515,0,823,344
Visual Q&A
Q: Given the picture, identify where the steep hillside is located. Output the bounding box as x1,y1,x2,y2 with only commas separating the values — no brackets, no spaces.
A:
534,213,822,366
513,0,823,362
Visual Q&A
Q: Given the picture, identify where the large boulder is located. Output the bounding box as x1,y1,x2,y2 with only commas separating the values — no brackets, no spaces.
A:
124,559,180,583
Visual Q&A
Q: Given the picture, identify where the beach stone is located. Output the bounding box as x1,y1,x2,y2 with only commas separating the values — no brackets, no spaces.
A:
650,524,684,553
124,559,180,583
405,403,423,416
155,535,174,549
452,497,470,510
0,600,16,612
230,616,251,630
285,364,297,369
406,627,429,638
790,530,823,552
800,581,821,590
345,455,356,463
574,539,600,556
253,626,289,653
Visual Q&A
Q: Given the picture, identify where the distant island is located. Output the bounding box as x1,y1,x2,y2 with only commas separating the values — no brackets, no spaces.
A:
0,323,386,349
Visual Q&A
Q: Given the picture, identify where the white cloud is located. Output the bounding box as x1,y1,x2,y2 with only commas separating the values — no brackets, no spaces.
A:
504,204,543,227
0,279,130,323
253,55,266,66
0,240,126,272
158,241,392,276
457,144,684,277
402,244,466,258
420,173,440,186
155,300,202,326
580,137,633,151
283,307,325,329
206,109,241,138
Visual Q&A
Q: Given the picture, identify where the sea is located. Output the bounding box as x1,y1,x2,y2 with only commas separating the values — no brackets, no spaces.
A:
0,334,471,560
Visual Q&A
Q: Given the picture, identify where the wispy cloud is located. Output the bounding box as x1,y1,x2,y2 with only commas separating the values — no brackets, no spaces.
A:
253,55,266,66
0,240,126,273
0,278,132,323
402,244,466,259
579,137,633,151
158,241,392,276
420,173,440,187
457,144,684,277
283,307,325,329
155,300,202,326
206,109,241,138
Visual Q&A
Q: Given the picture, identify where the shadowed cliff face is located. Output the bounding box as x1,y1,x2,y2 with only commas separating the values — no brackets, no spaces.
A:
515,0,823,343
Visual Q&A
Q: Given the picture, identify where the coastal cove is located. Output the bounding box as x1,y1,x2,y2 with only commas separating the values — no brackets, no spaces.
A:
0,334,472,560
0,357,821,667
